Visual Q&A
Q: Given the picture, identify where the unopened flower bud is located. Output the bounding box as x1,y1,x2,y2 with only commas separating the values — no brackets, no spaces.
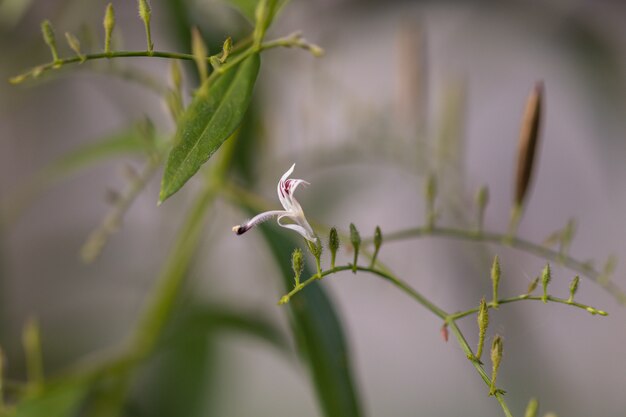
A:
219,37,232,64
65,32,85,62
349,223,360,273
489,335,503,396
41,20,60,63
475,185,489,231
541,263,551,303
440,324,449,343
568,276,579,303
476,297,489,361
328,227,339,269
138,0,153,52
291,248,304,286
526,277,539,296
103,3,115,54
491,255,501,308
524,398,539,417
370,226,383,267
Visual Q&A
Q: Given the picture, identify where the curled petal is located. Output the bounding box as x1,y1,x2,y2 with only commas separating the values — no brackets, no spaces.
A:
278,214,317,242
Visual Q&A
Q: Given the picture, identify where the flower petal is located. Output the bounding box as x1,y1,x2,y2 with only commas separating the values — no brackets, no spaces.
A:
232,210,287,235
278,213,317,242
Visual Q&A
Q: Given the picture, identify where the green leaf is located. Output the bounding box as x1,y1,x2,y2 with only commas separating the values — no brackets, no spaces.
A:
159,54,261,203
12,380,88,417
222,0,288,24
257,226,363,417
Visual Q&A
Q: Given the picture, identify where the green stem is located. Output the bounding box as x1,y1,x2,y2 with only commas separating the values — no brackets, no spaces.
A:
446,322,514,417
280,265,447,319
449,294,607,321
11,35,314,84
132,181,217,358
365,225,626,304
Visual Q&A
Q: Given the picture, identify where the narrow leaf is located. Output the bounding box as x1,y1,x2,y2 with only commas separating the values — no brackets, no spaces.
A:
258,225,363,417
159,54,260,202
223,0,288,24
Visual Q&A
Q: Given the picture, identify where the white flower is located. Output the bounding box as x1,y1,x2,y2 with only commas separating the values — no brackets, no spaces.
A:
232,163,317,242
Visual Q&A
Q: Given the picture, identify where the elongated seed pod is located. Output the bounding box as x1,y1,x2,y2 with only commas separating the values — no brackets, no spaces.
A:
515,81,544,207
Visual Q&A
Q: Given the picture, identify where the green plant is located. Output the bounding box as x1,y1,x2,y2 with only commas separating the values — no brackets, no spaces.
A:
2,1,624,417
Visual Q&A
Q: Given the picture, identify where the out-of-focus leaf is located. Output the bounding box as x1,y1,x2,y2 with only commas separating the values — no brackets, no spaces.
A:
134,331,215,417
11,379,88,417
257,225,363,417
45,132,156,178
135,303,285,417
183,307,288,352
159,54,260,203
222,0,289,25
0,130,155,228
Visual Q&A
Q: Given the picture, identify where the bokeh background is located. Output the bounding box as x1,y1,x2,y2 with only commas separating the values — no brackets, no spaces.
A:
2,0,626,416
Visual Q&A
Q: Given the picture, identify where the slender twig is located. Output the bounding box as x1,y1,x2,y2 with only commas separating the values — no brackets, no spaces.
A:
449,294,607,321
364,225,626,304
278,262,516,417
279,264,447,318
11,35,320,84
80,154,162,263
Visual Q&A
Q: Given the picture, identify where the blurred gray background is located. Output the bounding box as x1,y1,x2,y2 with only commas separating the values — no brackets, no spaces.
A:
1,0,626,416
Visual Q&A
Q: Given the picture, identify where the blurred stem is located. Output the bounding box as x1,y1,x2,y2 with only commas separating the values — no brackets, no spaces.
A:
132,179,217,358
365,225,626,305
132,134,238,359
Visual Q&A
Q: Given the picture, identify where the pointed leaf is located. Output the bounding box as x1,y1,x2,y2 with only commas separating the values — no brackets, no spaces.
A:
257,225,363,417
159,54,260,202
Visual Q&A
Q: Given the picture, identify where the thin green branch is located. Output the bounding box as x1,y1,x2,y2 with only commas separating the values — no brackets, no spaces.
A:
449,294,607,321
279,264,448,318
364,225,626,305
10,34,321,85
278,262,516,416
80,154,162,263
446,322,514,417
